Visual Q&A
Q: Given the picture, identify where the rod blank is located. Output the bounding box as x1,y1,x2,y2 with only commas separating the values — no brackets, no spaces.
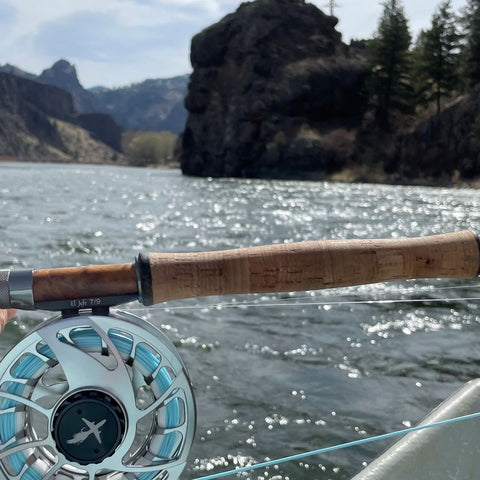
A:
33,264,138,303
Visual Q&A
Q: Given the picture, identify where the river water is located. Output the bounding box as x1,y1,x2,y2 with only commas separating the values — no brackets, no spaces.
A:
1,162,480,479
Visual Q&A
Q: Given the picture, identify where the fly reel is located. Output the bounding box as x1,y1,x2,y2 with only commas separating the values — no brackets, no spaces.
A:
0,310,196,480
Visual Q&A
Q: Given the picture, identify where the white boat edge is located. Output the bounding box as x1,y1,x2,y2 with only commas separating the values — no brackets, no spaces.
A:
352,378,480,479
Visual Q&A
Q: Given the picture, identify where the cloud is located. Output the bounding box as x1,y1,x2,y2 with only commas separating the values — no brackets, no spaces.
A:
23,8,210,86
32,11,193,61
0,1,17,31
25,0,241,81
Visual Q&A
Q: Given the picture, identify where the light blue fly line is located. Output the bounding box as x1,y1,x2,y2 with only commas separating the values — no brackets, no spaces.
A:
192,410,480,480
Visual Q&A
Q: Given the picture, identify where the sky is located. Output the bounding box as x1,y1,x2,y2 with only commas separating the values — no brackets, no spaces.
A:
0,0,469,89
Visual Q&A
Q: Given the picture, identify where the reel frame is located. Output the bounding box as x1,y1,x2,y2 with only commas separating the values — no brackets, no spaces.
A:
0,310,196,480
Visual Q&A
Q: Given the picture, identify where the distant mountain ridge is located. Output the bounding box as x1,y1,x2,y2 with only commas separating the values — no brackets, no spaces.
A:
0,63,37,81
0,60,188,134
90,75,189,132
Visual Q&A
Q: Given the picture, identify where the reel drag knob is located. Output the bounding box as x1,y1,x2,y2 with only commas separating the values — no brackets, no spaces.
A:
52,390,126,465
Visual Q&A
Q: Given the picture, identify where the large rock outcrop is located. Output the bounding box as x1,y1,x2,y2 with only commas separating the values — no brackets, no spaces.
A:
178,0,369,179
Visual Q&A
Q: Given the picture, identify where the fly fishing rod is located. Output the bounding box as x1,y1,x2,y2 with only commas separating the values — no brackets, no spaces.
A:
0,230,478,480
1,230,478,311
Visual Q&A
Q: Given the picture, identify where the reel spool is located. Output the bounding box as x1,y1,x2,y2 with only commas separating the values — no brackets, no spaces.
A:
0,310,196,480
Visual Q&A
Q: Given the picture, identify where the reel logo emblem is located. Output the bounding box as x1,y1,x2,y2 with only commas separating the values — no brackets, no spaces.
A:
52,391,125,465
66,418,107,445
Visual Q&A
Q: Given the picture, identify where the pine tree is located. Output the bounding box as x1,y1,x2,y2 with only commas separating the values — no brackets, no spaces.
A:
368,0,413,128
324,1,340,16
462,0,480,87
413,1,461,115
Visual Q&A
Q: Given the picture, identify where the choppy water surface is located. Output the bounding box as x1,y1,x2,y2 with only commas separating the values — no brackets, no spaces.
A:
2,162,480,479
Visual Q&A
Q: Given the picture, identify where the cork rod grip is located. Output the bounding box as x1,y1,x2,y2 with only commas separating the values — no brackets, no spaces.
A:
138,231,480,305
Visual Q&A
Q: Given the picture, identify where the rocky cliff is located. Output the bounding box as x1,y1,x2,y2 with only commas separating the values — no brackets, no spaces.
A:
0,72,123,164
387,87,480,184
1,62,124,154
178,0,369,179
76,113,123,152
